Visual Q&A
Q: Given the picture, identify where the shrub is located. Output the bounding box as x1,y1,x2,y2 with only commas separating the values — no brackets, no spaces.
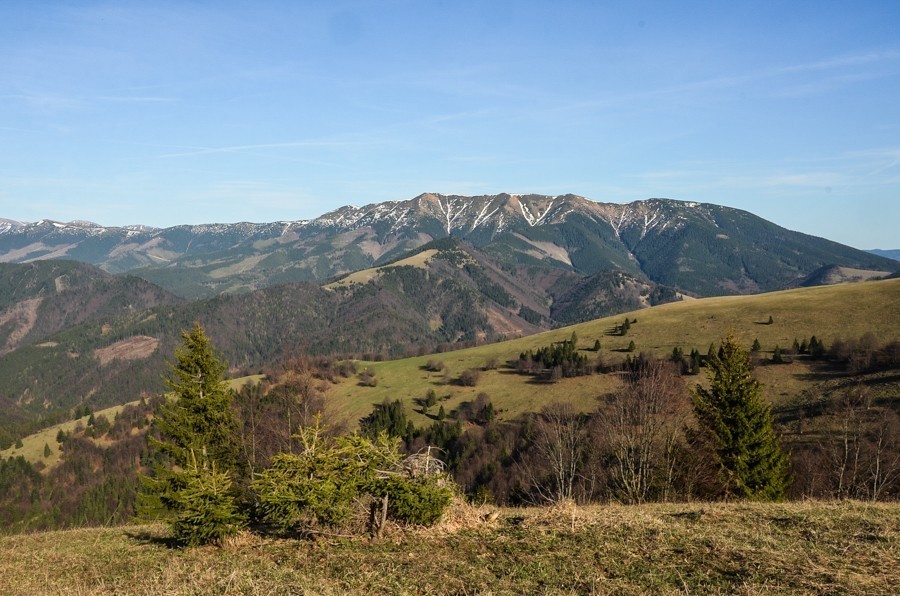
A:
424,359,445,372
377,476,454,526
337,360,357,377
254,429,384,529
253,423,455,533
358,369,378,387
170,453,244,547
459,368,481,387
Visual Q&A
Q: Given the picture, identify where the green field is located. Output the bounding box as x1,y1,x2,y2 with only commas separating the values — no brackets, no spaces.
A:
324,279,900,426
0,500,896,594
0,402,132,468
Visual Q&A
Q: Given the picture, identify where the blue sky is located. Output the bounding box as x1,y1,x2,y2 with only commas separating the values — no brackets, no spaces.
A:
1,1,898,249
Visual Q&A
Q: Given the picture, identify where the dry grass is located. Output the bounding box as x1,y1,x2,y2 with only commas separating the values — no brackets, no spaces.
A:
0,500,897,594
324,249,439,289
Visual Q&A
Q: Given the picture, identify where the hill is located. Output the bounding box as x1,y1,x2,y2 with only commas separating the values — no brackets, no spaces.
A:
2,195,895,298
0,501,897,594
0,260,181,355
323,278,900,426
1,279,896,533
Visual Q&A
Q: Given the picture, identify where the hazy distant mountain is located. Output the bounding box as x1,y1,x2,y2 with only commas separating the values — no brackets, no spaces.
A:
868,249,900,262
1,195,896,298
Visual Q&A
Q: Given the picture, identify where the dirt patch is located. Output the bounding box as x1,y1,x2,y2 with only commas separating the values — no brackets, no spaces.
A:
485,304,539,338
54,275,68,293
512,233,572,265
829,267,890,284
95,336,159,366
0,297,43,354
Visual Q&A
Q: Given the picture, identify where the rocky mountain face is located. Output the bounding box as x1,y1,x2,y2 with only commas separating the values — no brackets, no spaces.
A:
1,195,896,299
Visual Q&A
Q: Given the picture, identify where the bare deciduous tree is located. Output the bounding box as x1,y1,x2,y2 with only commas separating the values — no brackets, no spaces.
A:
823,383,900,501
525,402,588,504
598,359,688,504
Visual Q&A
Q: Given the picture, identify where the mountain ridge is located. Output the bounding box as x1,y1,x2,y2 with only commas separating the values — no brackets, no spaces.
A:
1,195,895,299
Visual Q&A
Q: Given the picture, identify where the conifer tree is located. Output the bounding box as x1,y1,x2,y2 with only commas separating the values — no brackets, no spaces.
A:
692,333,790,500
772,345,784,364
690,349,702,375
153,323,242,472
169,450,244,547
139,323,244,545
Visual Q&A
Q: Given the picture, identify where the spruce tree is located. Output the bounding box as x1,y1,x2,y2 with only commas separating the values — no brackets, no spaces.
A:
140,323,244,545
692,333,790,500
772,345,784,364
153,323,241,472
170,450,244,547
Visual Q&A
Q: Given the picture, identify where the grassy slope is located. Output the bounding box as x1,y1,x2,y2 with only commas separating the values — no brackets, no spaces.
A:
0,375,263,468
324,249,438,288
0,402,131,468
326,279,900,426
0,501,896,594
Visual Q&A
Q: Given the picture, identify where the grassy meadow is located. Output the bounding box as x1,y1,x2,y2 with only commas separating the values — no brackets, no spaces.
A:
0,376,264,469
325,278,900,426
0,402,132,469
0,500,896,595
324,249,439,289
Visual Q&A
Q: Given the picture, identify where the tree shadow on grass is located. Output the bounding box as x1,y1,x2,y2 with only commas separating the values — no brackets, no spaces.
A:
124,528,181,549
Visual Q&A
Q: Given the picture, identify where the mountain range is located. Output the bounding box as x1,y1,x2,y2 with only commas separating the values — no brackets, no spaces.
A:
2,194,895,299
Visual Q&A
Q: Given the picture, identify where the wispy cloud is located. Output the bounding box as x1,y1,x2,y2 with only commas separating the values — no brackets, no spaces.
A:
92,95,179,103
157,140,369,160
0,92,180,111
550,48,900,115
631,146,900,196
